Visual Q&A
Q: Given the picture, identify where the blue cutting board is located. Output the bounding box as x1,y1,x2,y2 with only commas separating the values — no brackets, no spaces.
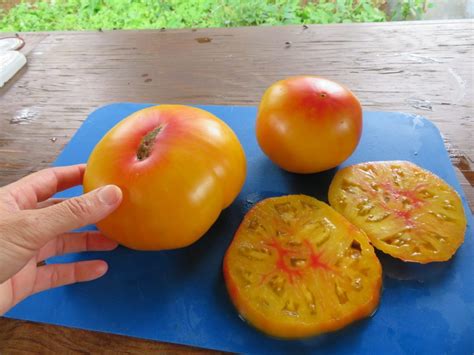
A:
6,104,473,354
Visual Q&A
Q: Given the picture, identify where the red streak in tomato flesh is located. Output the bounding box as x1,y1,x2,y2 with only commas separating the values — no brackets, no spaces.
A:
260,238,330,285
266,239,302,283
378,183,427,226
304,239,330,271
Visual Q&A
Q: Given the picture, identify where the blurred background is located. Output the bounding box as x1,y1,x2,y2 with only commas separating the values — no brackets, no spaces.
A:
0,0,473,32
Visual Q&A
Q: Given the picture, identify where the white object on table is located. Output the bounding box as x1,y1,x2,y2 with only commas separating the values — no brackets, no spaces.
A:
0,37,25,52
0,37,27,87
0,51,27,87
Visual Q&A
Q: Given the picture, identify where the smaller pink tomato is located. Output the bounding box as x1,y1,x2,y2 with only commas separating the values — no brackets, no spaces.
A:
256,76,363,174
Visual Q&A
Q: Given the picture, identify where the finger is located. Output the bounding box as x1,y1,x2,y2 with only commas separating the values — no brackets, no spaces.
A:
23,185,122,247
37,231,118,262
32,260,108,294
36,198,66,209
0,258,37,314
6,165,86,209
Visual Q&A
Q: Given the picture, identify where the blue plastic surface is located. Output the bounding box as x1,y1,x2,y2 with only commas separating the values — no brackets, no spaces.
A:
6,104,473,354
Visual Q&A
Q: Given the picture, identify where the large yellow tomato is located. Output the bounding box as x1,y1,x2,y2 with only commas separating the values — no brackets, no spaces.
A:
256,76,362,173
84,105,246,250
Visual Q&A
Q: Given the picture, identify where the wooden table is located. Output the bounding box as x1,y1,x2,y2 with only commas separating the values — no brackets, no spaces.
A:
0,20,473,353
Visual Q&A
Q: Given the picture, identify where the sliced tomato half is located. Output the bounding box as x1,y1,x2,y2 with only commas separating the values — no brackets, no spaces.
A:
223,195,382,339
329,161,467,263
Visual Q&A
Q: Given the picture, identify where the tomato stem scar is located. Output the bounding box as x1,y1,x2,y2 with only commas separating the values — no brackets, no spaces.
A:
137,126,162,160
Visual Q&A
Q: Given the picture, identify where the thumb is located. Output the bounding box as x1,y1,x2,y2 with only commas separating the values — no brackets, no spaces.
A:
27,185,122,244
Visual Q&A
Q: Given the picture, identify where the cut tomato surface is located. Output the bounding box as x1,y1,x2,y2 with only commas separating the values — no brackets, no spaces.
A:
223,195,382,339
329,161,467,263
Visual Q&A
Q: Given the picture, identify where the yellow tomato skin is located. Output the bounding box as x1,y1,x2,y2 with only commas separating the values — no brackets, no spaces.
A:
256,76,362,173
83,105,246,250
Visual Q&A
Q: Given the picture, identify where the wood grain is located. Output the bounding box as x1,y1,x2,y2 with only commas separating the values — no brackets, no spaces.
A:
0,318,222,354
0,20,472,353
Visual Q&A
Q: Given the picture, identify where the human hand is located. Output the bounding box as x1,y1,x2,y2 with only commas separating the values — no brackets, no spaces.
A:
0,164,122,315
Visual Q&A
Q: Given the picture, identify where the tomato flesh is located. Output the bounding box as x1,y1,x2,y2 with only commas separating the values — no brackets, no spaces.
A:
328,161,467,263
223,195,382,339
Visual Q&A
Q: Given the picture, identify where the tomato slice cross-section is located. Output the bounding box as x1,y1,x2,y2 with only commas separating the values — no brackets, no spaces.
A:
223,195,382,339
328,161,467,263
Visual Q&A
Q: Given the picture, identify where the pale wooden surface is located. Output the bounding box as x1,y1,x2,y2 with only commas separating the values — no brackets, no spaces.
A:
0,20,473,353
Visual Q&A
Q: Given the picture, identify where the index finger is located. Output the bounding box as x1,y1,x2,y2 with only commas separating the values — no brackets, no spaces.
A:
5,164,86,209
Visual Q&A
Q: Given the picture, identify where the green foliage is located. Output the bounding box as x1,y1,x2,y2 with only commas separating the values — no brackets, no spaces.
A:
390,0,431,21
300,0,386,24
0,0,424,32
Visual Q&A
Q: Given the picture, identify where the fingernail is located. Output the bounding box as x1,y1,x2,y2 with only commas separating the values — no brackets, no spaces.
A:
95,261,108,277
98,185,122,205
